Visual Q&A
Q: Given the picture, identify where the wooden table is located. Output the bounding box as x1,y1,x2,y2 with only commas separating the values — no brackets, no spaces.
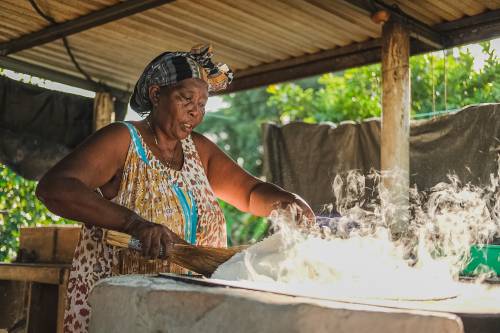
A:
0,262,70,333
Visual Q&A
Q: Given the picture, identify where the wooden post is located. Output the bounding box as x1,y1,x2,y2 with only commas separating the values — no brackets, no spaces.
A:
93,92,115,132
381,17,411,237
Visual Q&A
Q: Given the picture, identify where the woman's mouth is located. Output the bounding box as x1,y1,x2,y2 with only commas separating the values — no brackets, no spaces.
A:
181,123,193,132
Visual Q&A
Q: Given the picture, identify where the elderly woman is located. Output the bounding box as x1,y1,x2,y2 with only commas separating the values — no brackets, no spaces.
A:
36,45,313,332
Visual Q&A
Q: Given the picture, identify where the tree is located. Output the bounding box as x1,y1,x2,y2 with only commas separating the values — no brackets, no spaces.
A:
0,164,73,261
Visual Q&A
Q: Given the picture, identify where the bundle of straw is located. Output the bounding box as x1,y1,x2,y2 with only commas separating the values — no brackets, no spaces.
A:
105,230,247,276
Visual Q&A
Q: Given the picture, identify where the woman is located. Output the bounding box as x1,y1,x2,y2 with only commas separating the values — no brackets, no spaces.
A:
36,44,313,332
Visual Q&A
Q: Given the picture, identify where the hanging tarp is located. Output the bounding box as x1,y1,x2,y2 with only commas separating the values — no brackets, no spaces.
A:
263,104,500,212
0,76,127,180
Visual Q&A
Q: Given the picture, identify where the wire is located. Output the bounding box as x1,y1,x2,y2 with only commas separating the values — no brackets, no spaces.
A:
431,55,435,115
443,49,448,111
27,0,99,86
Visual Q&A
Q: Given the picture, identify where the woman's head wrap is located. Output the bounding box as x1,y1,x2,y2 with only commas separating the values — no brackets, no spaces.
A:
130,44,233,114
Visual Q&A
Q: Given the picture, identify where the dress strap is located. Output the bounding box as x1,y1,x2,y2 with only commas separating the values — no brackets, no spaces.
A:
117,121,150,165
171,180,198,245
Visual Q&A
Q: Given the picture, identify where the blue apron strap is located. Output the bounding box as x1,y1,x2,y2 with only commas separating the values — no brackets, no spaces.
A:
117,121,150,166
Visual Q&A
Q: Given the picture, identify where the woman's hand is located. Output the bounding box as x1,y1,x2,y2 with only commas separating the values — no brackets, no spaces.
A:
122,214,186,259
277,194,316,226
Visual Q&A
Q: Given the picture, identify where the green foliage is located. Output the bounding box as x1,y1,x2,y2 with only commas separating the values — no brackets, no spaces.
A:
412,42,499,115
0,164,73,261
267,64,382,123
268,42,499,121
198,88,280,176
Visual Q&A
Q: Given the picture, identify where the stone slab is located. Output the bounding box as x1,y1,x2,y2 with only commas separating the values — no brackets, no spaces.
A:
89,275,464,333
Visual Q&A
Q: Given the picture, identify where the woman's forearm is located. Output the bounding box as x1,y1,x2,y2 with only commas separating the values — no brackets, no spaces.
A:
247,182,296,217
36,176,137,231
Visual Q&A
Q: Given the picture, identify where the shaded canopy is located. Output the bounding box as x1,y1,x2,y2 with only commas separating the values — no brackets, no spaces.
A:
0,0,499,99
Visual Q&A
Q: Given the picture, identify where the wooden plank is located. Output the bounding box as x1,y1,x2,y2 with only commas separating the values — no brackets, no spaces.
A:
225,37,435,94
439,9,500,47
93,92,115,132
56,270,69,333
0,0,176,56
381,18,410,237
227,47,380,93
435,8,500,31
27,283,58,333
0,280,30,330
0,263,70,285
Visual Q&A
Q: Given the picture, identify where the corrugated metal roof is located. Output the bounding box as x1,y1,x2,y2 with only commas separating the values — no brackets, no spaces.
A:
0,0,499,94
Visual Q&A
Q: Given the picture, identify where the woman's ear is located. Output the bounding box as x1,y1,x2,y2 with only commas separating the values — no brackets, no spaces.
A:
148,85,161,107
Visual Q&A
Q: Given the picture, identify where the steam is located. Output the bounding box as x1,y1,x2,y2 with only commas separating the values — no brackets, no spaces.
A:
213,158,500,300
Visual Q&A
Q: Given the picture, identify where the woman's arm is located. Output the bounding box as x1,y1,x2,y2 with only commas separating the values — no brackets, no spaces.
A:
36,123,180,258
36,123,133,230
192,132,314,219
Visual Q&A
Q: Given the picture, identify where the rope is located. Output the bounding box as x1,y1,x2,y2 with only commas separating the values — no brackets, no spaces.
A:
443,49,448,111
27,0,98,85
431,55,435,114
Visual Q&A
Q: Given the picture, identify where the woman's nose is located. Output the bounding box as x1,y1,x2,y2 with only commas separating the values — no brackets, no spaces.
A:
188,104,204,118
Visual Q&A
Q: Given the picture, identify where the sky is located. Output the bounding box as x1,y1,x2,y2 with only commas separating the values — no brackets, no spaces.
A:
1,38,498,120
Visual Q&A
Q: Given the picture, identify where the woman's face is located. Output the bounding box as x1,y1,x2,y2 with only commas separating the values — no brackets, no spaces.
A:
151,78,208,140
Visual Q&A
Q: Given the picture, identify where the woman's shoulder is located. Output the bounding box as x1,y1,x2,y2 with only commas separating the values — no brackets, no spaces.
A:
191,131,219,154
90,121,132,145
190,131,219,169
72,121,132,161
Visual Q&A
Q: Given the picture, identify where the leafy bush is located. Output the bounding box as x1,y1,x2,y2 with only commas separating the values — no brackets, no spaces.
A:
0,164,73,261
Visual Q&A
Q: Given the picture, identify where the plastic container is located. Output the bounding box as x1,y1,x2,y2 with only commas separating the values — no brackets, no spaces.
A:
461,244,500,276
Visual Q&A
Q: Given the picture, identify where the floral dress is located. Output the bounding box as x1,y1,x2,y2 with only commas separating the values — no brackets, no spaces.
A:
63,122,227,332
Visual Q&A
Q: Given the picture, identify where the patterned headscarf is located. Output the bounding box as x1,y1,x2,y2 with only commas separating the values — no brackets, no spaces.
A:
130,44,233,114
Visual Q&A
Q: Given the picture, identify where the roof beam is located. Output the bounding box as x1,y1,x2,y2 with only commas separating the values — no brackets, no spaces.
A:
226,38,434,94
347,0,445,49
437,9,500,48
0,56,130,102
0,0,175,56
227,5,499,93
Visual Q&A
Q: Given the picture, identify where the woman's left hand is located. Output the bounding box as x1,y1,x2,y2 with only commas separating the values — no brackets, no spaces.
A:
279,194,315,225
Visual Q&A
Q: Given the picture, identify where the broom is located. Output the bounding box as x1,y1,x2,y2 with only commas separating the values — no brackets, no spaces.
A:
105,230,247,277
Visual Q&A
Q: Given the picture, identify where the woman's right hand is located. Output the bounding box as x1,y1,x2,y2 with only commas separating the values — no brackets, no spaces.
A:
122,214,186,259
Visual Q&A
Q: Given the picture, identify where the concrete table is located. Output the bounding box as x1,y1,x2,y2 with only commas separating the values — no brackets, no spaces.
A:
89,275,464,333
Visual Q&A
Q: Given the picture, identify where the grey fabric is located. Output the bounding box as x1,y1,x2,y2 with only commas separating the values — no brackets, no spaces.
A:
0,76,127,180
263,104,500,213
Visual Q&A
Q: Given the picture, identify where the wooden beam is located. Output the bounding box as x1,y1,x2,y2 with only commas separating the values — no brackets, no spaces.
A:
0,0,175,56
226,6,498,93
226,38,433,94
348,0,445,49
93,92,115,132
0,263,70,285
227,39,381,93
381,18,411,237
437,9,500,48
0,55,130,102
